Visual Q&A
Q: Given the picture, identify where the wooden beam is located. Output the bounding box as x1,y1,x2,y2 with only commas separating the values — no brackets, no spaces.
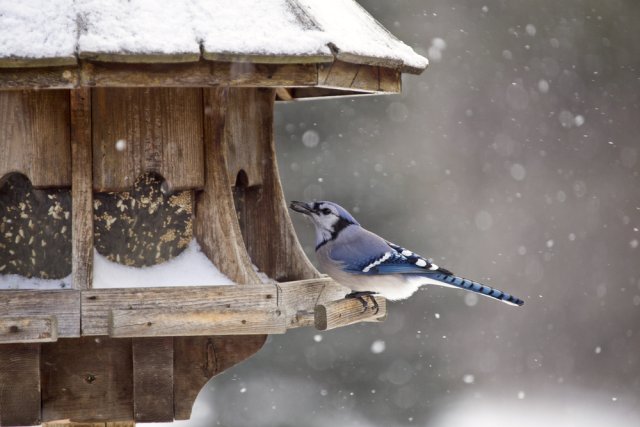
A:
70,88,93,290
82,61,318,88
0,66,78,90
81,285,278,336
195,88,262,285
132,337,174,422
277,276,349,328
111,307,286,337
0,344,41,426
275,87,293,101
41,337,134,422
43,422,135,427
315,297,387,331
0,290,80,338
0,316,58,343
0,89,71,187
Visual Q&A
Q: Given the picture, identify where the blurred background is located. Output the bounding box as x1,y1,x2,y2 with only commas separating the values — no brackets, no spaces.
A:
178,0,640,425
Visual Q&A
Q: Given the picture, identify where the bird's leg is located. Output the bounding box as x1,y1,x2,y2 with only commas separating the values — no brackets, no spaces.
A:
345,291,379,314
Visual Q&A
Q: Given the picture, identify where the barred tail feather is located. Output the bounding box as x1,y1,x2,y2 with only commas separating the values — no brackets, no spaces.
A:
428,273,525,306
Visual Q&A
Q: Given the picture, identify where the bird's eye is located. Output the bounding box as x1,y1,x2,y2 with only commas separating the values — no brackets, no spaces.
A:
321,208,332,215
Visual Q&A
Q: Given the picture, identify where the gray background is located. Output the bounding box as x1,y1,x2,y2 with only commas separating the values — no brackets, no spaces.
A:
177,0,640,425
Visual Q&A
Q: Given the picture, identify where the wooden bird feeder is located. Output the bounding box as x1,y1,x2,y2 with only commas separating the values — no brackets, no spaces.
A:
0,1,426,425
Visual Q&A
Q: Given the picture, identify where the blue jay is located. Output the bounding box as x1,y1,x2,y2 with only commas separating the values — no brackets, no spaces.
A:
290,200,524,310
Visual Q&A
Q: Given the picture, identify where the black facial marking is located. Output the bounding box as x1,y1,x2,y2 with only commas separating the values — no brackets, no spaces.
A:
315,217,355,250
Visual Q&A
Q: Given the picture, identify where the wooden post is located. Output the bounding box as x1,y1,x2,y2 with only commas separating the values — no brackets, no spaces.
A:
70,88,93,290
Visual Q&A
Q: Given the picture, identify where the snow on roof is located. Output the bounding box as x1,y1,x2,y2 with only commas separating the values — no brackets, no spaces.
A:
0,0,427,73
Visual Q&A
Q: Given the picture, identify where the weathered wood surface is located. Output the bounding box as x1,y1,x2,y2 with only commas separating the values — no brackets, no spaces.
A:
0,173,72,279
0,316,57,343
0,67,78,89
132,337,173,422
92,87,204,192
224,88,320,282
70,88,94,290
174,335,267,420
0,343,41,426
110,307,286,338
43,422,135,427
82,285,278,336
93,174,193,267
315,297,387,331
317,61,401,94
41,337,133,422
277,277,348,328
195,88,262,285
0,290,80,337
82,62,318,88
0,90,71,187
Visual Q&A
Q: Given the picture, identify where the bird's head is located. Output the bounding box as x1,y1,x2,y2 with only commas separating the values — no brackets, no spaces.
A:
290,200,360,247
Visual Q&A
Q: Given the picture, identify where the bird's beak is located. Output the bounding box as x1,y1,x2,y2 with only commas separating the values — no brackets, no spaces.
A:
290,200,313,216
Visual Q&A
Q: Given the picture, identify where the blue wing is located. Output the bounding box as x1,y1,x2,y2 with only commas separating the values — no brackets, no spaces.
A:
330,233,453,276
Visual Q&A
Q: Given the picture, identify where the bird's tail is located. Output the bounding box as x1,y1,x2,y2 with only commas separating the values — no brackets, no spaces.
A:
425,272,525,306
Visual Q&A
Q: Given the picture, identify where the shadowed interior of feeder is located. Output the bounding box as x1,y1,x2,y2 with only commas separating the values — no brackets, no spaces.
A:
0,173,71,279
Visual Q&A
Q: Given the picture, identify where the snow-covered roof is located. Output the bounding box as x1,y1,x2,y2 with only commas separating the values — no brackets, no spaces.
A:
0,0,427,74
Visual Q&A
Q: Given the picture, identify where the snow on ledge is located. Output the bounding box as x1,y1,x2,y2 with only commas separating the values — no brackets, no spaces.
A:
0,239,276,289
92,239,235,288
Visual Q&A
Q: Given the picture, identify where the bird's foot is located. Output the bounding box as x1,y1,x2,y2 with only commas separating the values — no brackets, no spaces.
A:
345,291,380,314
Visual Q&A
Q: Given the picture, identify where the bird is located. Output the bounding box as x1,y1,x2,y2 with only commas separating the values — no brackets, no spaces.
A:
290,200,524,310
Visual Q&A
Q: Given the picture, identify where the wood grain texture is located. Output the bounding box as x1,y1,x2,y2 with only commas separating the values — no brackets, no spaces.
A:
195,88,262,285
0,343,41,426
82,285,278,336
43,422,135,427
110,307,285,338
82,62,318,88
315,296,387,331
378,67,402,93
132,337,173,422
0,67,78,89
41,337,133,422
70,88,94,290
0,90,71,187
92,87,204,192
278,277,349,328
173,335,267,420
317,61,401,94
0,290,80,337
225,88,320,282
0,316,57,343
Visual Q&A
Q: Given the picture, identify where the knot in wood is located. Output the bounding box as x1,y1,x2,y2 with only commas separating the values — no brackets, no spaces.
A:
84,373,97,384
9,325,19,333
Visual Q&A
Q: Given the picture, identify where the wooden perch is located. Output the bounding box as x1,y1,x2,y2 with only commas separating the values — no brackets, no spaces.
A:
315,296,387,331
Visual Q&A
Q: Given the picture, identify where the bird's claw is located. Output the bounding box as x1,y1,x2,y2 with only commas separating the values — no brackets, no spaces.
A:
345,291,380,314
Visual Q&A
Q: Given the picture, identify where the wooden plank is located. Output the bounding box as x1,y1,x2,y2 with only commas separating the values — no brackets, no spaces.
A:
110,307,286,338
0,290,80,337
92,87,204,192
132,337,173,422
195,88,262,285
224,88,319,282
70,88,93,290
0,89,71,187
81,285,278,336
0,67,78,90
82,61,318,88
0,344,41,426
317,61,359,89
0,56,77,68
173,335,267,420
315,297,387,331
0,316,58,343
43,422,135,427
41,337,133,422
378,67,402,93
